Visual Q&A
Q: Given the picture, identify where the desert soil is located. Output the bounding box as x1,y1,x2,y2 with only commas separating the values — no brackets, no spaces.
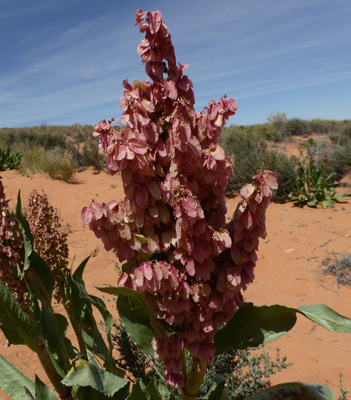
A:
0,138,350,398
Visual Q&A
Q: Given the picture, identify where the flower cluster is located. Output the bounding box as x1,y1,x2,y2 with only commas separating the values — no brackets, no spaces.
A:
0,179,70,307
0,178,28,308
24,190,69,302
82,10,277,386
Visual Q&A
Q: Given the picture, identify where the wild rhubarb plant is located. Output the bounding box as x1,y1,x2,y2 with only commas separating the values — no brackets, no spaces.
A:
0,9,351,400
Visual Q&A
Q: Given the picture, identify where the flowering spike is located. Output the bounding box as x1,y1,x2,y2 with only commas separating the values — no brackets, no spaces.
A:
83,10,276,386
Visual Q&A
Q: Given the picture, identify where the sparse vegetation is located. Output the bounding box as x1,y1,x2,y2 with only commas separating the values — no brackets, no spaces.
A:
321,252,351,287
223,127,297,197
66,125,106,171
18,146,76,181
338,373,350,400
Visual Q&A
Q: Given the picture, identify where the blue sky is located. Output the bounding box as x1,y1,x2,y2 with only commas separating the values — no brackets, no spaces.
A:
1,0,351,127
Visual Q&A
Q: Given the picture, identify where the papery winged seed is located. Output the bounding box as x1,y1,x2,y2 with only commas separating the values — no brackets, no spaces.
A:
129,139,148,154
148,234,160,253
141,99,155,112
211,145,225,160
81,207,92,224
146,180,161,199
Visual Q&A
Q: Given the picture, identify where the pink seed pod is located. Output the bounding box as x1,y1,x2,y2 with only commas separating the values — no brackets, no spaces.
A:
83,9,276,386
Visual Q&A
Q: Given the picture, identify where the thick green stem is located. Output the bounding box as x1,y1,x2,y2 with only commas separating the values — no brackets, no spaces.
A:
37,340,73,400
181,361,207,400
181,350,188,382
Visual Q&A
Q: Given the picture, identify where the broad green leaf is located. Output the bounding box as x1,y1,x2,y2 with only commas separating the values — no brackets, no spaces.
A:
127,380,148,400
72,255,91,281
40,306,68,351
0,354,35,400
69,268,116,372
34,375,58,400
15,191,33,275
88,294,115,372
127,378,163,400
62,359,129,397
99,286,175,344
214,303,297,355
214,303,351,356
76,385,129,400
298,304,351,332
25,251,55,307
245,381,335,400
117,295,155,355
0,281,40,352
199,374,225,400
80,305,110,361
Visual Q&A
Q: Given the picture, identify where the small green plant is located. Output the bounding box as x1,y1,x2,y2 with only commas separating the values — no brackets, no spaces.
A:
286,154,350,208
338,373,350,400
0,148,21,171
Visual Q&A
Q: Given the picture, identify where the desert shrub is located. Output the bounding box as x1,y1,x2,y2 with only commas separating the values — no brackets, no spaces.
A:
0,129,66,150
327,141,351,179
263,151,298,196
340,121,351,138
18,146,76,181
66,129,106,171
282,118,311,136
309,119,341,134
300,136,351,180
224,131,296,197
321,252,351,287
111,323,291,400
267,112,288,131
0,147,21,170
329,131,350,146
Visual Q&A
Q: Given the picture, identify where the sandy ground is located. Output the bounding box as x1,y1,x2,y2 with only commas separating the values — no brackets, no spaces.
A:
0,144,350,398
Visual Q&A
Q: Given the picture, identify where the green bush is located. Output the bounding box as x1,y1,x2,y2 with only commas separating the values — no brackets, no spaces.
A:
282,118,311,136
224,130,297,197
0,128,66,150
309,119,341,134
300,136,351,181
66,129,106,171
0,148,21,171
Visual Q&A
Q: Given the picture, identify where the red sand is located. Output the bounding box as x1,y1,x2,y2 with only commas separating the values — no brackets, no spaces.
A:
1,155,350,398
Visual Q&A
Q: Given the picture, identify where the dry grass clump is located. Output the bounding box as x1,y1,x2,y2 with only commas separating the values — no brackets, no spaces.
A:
18,146,76,181
321,252,351,287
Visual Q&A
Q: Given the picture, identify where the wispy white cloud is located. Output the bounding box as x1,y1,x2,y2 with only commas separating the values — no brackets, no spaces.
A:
1,0,351,126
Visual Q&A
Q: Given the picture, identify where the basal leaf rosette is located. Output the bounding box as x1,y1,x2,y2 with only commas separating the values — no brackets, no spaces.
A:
82,10,278,387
